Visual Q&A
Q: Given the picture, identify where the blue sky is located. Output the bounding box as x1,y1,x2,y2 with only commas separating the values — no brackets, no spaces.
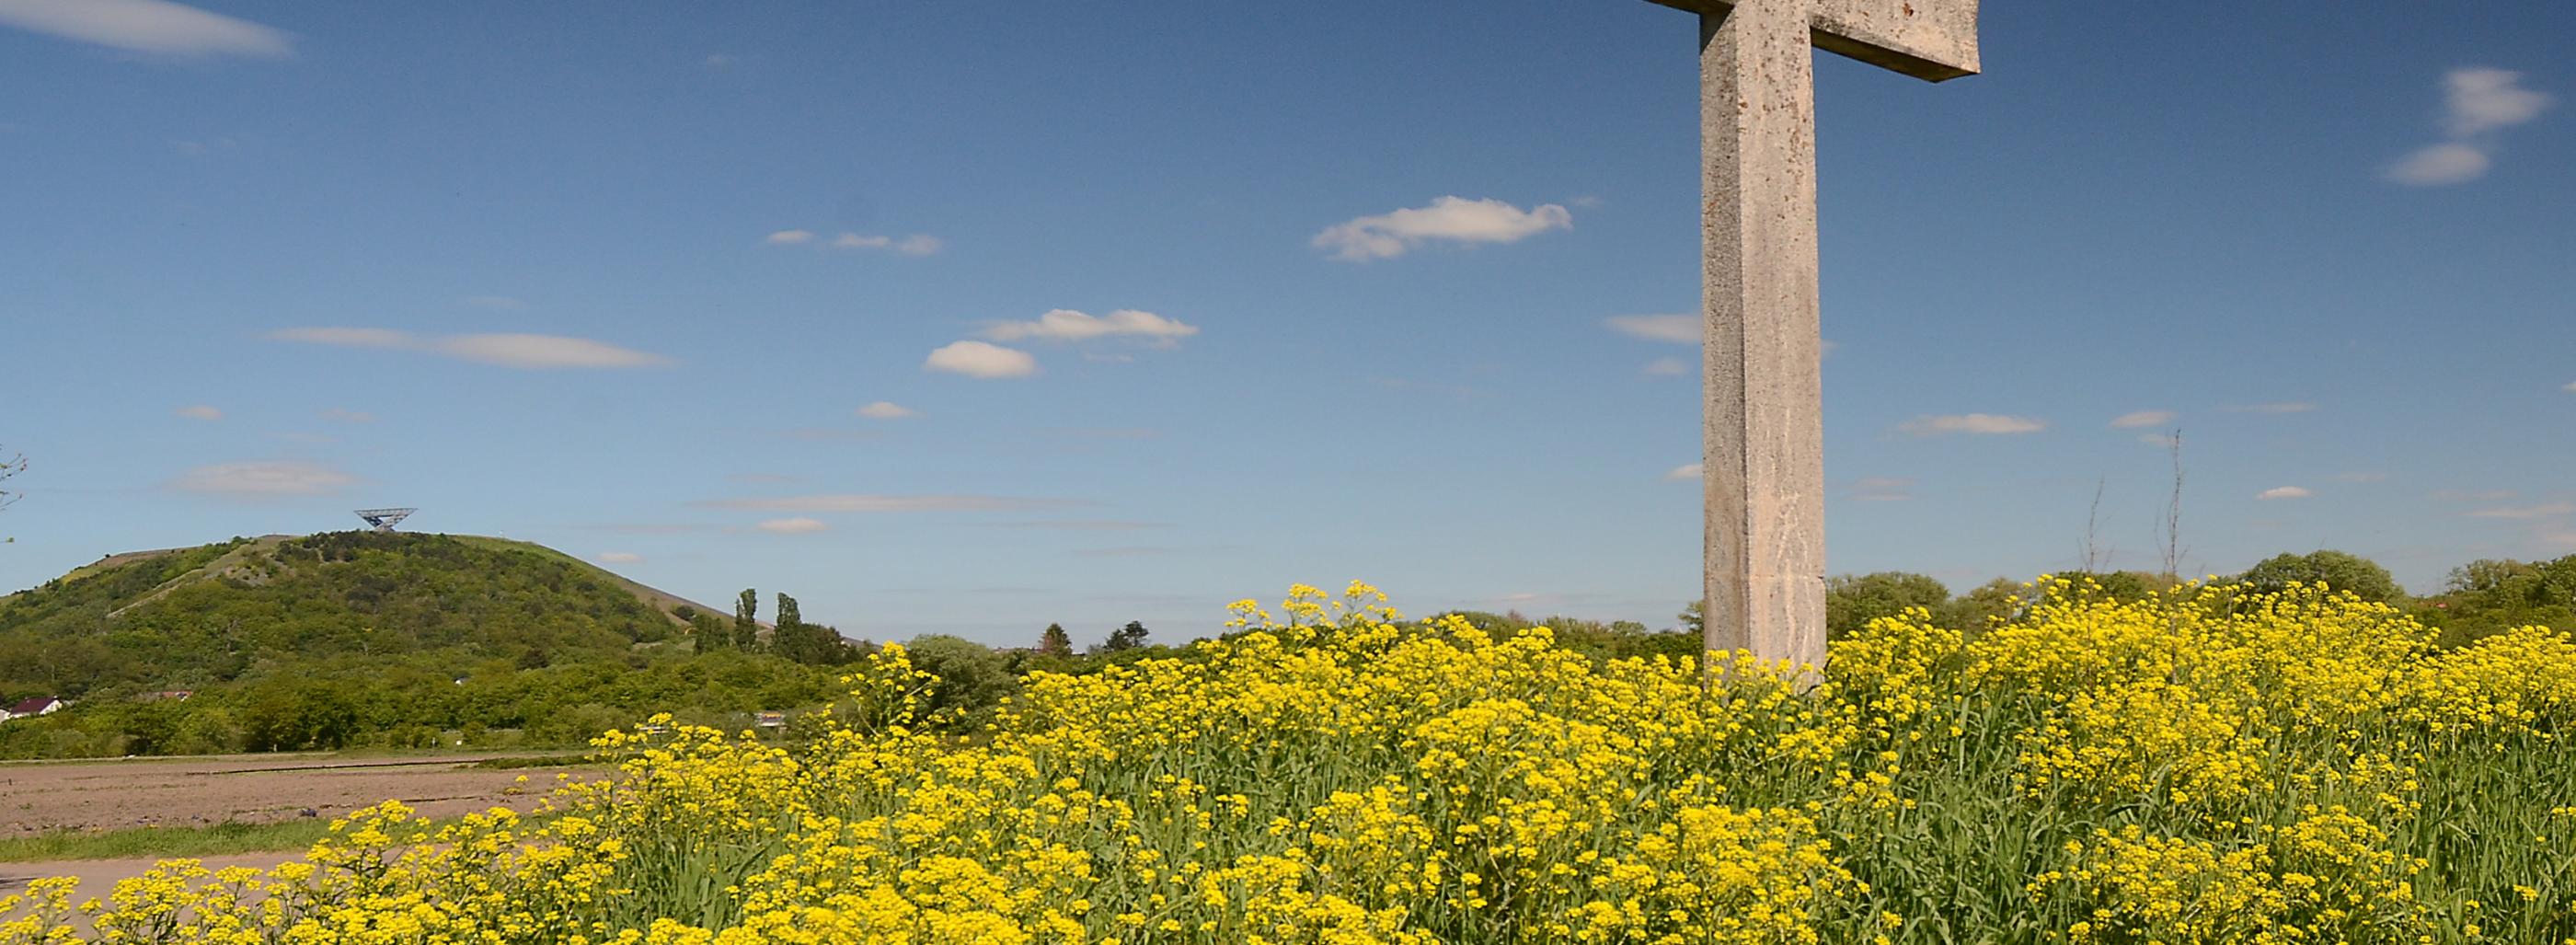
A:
2,0,2569,647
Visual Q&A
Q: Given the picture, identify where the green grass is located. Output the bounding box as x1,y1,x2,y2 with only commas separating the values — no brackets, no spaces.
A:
0,819,339,863
0,809,567,863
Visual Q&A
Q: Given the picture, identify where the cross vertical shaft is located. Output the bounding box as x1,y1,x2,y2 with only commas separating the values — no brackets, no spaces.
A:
1700,2,1827,672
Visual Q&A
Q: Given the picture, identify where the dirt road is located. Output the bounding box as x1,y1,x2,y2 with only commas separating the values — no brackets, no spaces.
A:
0,752,599,836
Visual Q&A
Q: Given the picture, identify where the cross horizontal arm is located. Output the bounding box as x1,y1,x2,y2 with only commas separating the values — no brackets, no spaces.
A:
1643,0,1980,82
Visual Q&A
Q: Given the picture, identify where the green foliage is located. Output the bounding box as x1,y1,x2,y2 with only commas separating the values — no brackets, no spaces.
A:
2237,549,2407,603
769,593,862,667
1037,623,1072,657
732,589,761,651
903,634,1018,725
1824,571,1950,640
1090,620,1151,655
0,532,848,759
2416,555,2576,648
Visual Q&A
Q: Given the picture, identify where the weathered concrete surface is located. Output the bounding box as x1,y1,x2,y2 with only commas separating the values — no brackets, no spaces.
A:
1680,0,1978,672
1645,0,1980,81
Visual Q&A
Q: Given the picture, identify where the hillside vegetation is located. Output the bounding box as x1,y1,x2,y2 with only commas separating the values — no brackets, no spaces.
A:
0,531,853,758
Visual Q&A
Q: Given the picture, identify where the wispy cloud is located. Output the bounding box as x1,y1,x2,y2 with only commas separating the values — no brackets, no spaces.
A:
0,0,291,57
981,309,1198,345
596,551,644,564
2387,67,2554,186
174,404,223,421
1849,477,1915,501
1606,314,1698,344
2563,380,2576,393
2432,489,2516,502
1664,463,1702,481
989,520,1168,531
2109,409,2175,429
1895,414,2046,436
925,340,1038,378
857,401,917,420
2467,501,2576,520
269,327,673,369
1641,357,1689,376
2222,402,2317,414
757,517,828,534
764,229,813,245
2257,486,2314,501
698,494,1089,513
826,232,942,256
170,460,353,497
1313,196,1571,261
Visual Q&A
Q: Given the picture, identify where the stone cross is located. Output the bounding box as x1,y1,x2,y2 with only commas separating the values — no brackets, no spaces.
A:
1639,0,1979,671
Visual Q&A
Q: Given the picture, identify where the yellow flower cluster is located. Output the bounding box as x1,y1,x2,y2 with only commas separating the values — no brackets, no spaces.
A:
11,578,2576,943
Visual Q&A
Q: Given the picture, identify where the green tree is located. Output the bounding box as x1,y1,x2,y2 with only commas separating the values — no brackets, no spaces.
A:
770,593,851,666
2236,550,2405,603
903,635,1017,725
1093,621,1150,655
691,611,730,651
1941,578,2027,632
734,589,762,651
1824,572,1950,640
1038,623,1073,657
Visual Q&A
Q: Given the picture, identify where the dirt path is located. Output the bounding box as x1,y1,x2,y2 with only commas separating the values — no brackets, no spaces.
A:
0,752,599,836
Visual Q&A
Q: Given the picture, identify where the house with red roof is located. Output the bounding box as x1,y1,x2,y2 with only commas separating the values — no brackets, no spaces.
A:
1,697,65,721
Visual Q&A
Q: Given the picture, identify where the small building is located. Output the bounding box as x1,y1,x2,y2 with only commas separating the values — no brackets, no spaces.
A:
0,697,65,722
755,711,787,729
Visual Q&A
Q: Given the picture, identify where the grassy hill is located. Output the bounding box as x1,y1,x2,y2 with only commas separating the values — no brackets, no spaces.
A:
0,531,847,758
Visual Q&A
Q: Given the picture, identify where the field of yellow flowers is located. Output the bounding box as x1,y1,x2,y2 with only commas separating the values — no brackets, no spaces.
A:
9,579,2576,944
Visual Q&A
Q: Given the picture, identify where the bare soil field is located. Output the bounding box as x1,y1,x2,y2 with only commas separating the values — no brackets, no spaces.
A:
0,752,601,837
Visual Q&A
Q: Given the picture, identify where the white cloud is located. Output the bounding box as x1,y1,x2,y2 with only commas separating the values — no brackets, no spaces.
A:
320,408,374,423
0,0,291,57
596,551,644,564
981,309,1198,344
1641,357,1688,376
1313,196,1572,261
2444,67,2553,136
1605,314,1698,344
704,52,733,68
174,404,223,421
2386,67,2553,187
925,340,1038,378
1894,413,2046,436
2563,380,2576,393
1664,463,1702,481
464,295,526,310
170,460,353,497
757,517,829,534
2432,489,2517,501
2467,501,2576,520
2109,409,2175,429
2386,143,2491,186
2256,486,2314,501
703,494,1085,513
431,333,673,369
268,326,411,349
857,400,917,420
1850,477,1915,501
764,229,814,245
826,232,942,256
268,327,673,369
2222,401,2317,414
